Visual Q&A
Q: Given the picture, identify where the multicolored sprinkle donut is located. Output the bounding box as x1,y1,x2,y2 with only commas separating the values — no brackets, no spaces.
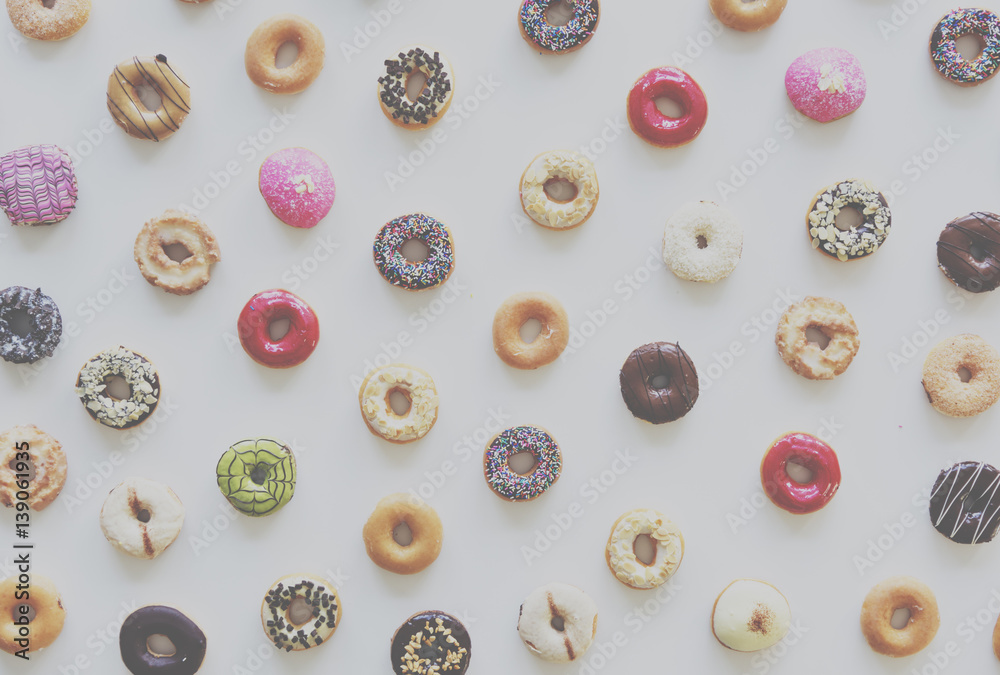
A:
483,425,561,502
930,8,1000,86
216,439,296,517
378,46,454,128
261,574,342,652
807,178,891,261
75,346,160,429
373,213,455,291
0,286,62,364
0,144,77,226
390,611,471,675
518,0,599,54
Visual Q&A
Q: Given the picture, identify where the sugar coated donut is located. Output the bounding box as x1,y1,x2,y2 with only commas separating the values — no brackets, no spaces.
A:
359,364,439,443
929,461,1000,544
237,289,319,368
245,14,325,94
0,144,77,226
627,67,708,148
216,438,296,517
519,0,599,53
776,297,860,380
761,432,841,514
134,209,221,295
662,201,742,282
519,150,599,230
709,0,786,31
921,334,1000,417
517,582,597,662
807,179,891,261
261,574,342,651
107,55,191,142
373,213,455,291
619,342,699,424
391,611,471,675
75,346,160,429
605,509,683,590
492,292,568,369
712,579,790,652
119,605,206,673
378,46,453,128
0,286,62,364
937,212,1000,293
860,577,939,657
785,47,867,123
484,425,562,502
259,148,335,229
0,425,66,511
930,9,1000,86
6,0,90,40
100,477,184,560
362,493,443,574
0,573,65,655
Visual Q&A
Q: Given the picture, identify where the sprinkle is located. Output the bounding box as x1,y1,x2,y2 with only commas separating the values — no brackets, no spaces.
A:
373,213,455,291
930,9,1000,84
484,426,561,501
378,47,452,126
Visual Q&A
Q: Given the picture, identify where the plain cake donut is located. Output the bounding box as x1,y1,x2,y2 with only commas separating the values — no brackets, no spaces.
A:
362,493,442,574
860,576,939,657
492,292,569,369
245,14,325,94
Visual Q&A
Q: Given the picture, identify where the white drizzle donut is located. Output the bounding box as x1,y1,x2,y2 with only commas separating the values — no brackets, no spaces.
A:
99,477,184,560
605,509,684,589
358,364,439,443
517,582,598,662
519,150,599,230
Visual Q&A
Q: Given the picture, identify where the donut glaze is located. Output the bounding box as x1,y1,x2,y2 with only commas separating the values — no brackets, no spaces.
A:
936,212,1000,293
391,611,471,675
0,573,65,655
237,289,319,368
484,425,561,501
627,67,707,148
119,606,206,674
0,425,66,511
373,214,455,291
760,433,841,515
929,461,1000,544
930,9,1000,86
216,439,296,517
619,342,699,424
518,0,599,53
259,148,335,229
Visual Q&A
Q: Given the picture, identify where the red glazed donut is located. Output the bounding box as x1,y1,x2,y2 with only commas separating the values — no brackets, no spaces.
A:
760,432,841,514
237,289,319,368
627,67,708,148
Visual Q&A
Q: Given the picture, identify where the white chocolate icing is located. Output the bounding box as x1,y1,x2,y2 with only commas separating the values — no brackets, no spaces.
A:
360,365,439,442
606,509,683,589
712,579,790,652
100,477,184,560
520,150,599,230
518,582,597,662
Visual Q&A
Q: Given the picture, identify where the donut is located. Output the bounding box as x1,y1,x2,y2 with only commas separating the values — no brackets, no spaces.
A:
785,47,867,123
492,292,569,369
75,346,160,429
807,179,891,261
921,334,1000,417
0,425,67,511
517,582,597,662
0,286,62,364
0,144,77,226
760,432,841,515
928,461,1000,544
605,509,683,590
237,289,319,369
708,0,786,31
391,611,471,675
134,209,221,296
362,493,443,575
258,147,335,229
860,577,939,657
245,14,324,95
662,201,743,282
994,613,1000,661
775,296,860,380
930,9,1000,86
619,342,699,424
483,425,562,502
518,0,599,53
261,574,341,651
0,573,65,655
373,214,455,291
712,579,790,652
358,364,439,443
378,46,454,128
100,477,184,560
519,150,599,230
107,55,191,142
119,605,206,673
936,212,1000,293
216,438,296,517
6,0,90,40
627,67,708,148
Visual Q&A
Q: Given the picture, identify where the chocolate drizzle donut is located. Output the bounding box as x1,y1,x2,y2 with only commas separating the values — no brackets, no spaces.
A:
119,605,206,675
107,55,191,142
619,342,699,424
937,212,1000,293
0,286,62,364
378,46,453,128
929,461,1000,544
390,611,471,675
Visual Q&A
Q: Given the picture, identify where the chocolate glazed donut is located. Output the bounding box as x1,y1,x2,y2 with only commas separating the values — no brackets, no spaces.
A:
929,461,1000,544
619,342,699,424
119,606,206,675
937,212,1000,293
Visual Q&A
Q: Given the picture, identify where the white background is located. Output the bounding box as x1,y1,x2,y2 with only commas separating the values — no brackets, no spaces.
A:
3,0,1000,673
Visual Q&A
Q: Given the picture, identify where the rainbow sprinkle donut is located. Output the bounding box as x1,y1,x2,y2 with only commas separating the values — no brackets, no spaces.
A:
930,8,1000,86
484,425,561,502
373,213,455,291
518,0,599,54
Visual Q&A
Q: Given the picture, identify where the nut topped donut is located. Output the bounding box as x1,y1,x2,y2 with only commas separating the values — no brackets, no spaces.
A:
785,47,867,123
807,179,891,261
921,334,1000,417
936,212,1000,293
391,611,471,675
619,342,699,424
134,209,221,295
245,14,325,94
378,46,454,128
0,286,62,364
6,0,90,40
359,364,439,443
0,425,67,511
517,582,598,662
930,9,1000,86
0,144,77,226
519,150,599,230
75,346,160,429
605,509,684,590
373,213,455,291
775,297,860,380
518,0,599,53
107,55,191,142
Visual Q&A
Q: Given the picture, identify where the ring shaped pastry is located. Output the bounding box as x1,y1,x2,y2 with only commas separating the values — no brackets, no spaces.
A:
930,9,1000,86
100,477,184,560
484,425,561,502
921,334,1000,417
775,297,860,380
0,286,62,364
359,364,439,443
75,346,160,429
760,432,841,514
245,14,325,94
492,292,569,369
216,439,296,517
391,611,471,674
519,150,599,230
807,179,891,261
6,0,90,40
518,0,599,53
860,577,939,657
378,45,453,128
619,342,699,424
709,0,786,31
517,582,598,662
373,214,455,291
605,509,683,589
0,425,67,511
107,55,191,142
119,605,206,673
134,209,221,295
0,573,65,655
627,67,708,148
362,493,443,575
261,574,342,651
237,289,319,368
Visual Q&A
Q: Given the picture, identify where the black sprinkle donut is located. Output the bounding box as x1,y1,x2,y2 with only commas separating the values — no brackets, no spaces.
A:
619,342,699,424
261,574,342,651
0,286,62,364
390,611,471,675
937,212,1000,293
75,346,160,429
377,46,454,128
119,605,206,675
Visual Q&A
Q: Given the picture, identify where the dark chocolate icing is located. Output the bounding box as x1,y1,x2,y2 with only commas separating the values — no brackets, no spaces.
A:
0,286,62,364
929,461,1000,545
937,212,1000,293
619,342,699,424
119,605,206,675
390,611,471,675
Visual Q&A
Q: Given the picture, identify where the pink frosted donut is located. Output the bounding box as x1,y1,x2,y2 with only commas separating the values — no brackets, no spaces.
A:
784,47,866,123
258,148,335,229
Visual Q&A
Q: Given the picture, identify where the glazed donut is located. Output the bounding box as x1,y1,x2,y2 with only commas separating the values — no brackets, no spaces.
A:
709,0,785,31
6,0,90,40
373,213,455,291
519,150,599,230
358,364,439,443
605,509,683,590
921,334,1000,417
760,432,841,514
378,46,454,128
119,605,206,673
712,579,790,652
362,493,442,575
627,67,708,148
662,201,743,282
517,582,597,662
0,425,66,511
785,47,867,123
619,342,699,424
0,286,62,364
994,613,1000,661
237,289,319,368
261,574,341,651
518,0,599,53
107,55,191,142
216,438,296,517
937,212,1000,293
929,461,1000,544
245,14,325,94
484,425,562,502
259,147,336,229
75,346,161,429
0,144,77,226
134,209,221,296
492,292,569,369
807,179,891,261
775,296,860,380
391,611,471,675
0,573,65,655
100,477,184,560
860,577,939,657
930,9,1000,86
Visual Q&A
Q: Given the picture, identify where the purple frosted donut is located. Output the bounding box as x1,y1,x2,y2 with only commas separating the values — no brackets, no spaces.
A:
0,144,78,226
483,425,561,502
785,48,867,123
258,147,335,229
518,0,599,54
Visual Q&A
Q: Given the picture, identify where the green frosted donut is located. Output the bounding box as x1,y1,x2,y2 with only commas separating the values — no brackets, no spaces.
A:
216,438,296,517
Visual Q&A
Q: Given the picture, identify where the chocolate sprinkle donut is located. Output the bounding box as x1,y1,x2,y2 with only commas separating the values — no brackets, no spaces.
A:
0,286,62,364
377,46,453,127
261,574,341,651
619,342,699,424
929,461,1000,545
119,605,206,675
937,212,1000,293
390,611,471,675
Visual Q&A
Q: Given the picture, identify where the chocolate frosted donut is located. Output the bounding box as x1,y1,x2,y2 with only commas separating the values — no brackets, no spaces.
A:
390,610,471,674
0,286,62,364
937,212,1000,293
119,605,206,674
929,461,1000,544
619,342,699,424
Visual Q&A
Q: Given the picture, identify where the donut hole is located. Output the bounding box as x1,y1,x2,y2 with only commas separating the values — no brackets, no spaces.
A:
250,463,269,485
543,177,579,204
653,96,685,119
388,388,412,416
958,366,973,383
405,70,429,102
392,521,414,546
970,243,988,262
287,597,315,626
134,82,163,113
41,0,56,7
632,534,657,566
785,460,815,485
508,451,538,475
162,242,193,263
11,604,35,624
549,615,566,632
545,0,574,26
146,634,177,658
136,508,151,523
8,456,36,483
696,235,709,249
400,238,430,263
519,318,543,344
890,607,912,630
268,318,291,341
956,34,984,61
834,205,864,232
648,373,670,390
6,308,31,338
103,375,132,401
274,41,300,69
805,325,831,350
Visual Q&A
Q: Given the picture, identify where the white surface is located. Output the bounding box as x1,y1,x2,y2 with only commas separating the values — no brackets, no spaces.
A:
2,0,1000,673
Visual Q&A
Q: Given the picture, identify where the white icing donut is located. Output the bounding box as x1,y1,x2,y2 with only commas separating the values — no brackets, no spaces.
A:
520,150,599,230
358,364,439,443
662,201,743,282
99,477,184,560
517,582,598,662
605,509,683,589
712,579,790,652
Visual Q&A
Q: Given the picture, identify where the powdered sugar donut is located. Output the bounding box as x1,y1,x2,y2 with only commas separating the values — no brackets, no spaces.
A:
785,48,866,123
259,148,335,229
662,201,742,282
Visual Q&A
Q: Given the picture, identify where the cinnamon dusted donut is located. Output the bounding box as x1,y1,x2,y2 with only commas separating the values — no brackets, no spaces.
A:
517,582,598,662
921,334,1000,417
712,579,790,652
6,0,90,40
0,573,65,655
358,364,439,443
605,509,683,590
107,55,191,142
134,209,221,296
492,292,568,369
860,577,939,657
709,0,786,31
119,605,206,673
261,574,341,651
99,477,184,560
775,297,860,380
0,425,67,511
936,212,1000,293
378,46,454,128
619,342,699,424
362,493,442,575
245,14,325,94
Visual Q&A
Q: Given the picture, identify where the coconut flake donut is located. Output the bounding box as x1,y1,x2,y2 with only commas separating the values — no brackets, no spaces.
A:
929,461,1000,544
518,0,599,53
359,364,439,443
484,425,562,502
712,579,790,652
0,144,77,226
373,213,455,291
627,67,708,148
807,179,891,261
362,493,443,575
709,0,786,31
517,582,597,662
245,14,325,94
605,509,684,590
378,46,454,128
237,289,319,368
785,47,867,123
619,342,699,424
930,9,1000,86
75,346,160,429
776,297,860,380
519,150,599,230
0,425,66,511
0,573,65,655
100,477,184,560
259,148,335,229
107,55,191,142
492,292,569,369
216,438,296,517
922,334,1000,417
134,209,221,296
860,577,939,657
760,432,841,515
0,286,62,364
261,574,342,651
6,0,90,40
662,201,742,282
120,605,206,673
391,611,471,675
937,212,1000,293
